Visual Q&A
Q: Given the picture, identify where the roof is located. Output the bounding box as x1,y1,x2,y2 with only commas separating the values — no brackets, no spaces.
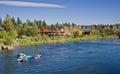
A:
83,29,92,32
40,28,58,33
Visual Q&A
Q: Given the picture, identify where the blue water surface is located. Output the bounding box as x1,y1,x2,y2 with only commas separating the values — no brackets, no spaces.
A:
0,39,120,74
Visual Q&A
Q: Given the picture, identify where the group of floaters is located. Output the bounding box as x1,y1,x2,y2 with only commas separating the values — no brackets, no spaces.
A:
17,53,41,62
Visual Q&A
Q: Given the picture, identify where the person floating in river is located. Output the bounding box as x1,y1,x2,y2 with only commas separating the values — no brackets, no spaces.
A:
17,53,28,62
35,53,41,59
17,53,27,59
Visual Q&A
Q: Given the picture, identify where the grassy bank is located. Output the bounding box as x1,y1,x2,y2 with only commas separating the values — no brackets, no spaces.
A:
16,34,117,46
0,34,117,51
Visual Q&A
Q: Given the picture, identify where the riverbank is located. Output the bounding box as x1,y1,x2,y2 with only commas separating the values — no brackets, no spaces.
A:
0,34,117,51
16,34,117,46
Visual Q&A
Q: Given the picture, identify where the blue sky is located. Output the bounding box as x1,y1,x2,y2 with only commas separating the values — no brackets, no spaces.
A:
0,0,120,25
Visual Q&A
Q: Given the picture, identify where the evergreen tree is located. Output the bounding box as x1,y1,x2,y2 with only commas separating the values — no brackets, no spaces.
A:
72,23,76,28
50,24,55,29
0,17,2,27
26,19,31,26
42,20,47,28
17,17,22,25
32,23,39,36
12,17,16,26
3,15,15,31
38,20,42,28
55,22,59,29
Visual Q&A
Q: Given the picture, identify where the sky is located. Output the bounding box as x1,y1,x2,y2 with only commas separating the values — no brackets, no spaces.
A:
0,0,120,25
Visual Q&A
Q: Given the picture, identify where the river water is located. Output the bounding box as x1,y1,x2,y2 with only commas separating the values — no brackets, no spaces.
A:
0,39,120,74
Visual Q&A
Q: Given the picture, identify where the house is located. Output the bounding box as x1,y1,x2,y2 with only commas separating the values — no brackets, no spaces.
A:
82,29,92,35
39,28,72,36
39,28,58,36
58,29,72,36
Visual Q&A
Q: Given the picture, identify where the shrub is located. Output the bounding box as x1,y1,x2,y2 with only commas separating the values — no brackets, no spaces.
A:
4,36,14,45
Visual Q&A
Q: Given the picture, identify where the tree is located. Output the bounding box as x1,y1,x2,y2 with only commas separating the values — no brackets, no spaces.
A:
72,23,76,28
4,36,14,45
0,17,2,27
42,20,47,28
3,15,15,31
74,30,81,38
38,20,42,28
9,30,18,39
55,22,60,29
50,24,55,29
32,23,39,36
0,30,14,45
19,28,27,36
12,17,16,26
26,19,32,26
26,24,39,36
17,17,22,25
0,30,8,39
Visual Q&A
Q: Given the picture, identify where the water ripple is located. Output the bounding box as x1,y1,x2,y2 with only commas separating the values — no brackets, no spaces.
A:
0,39,120,74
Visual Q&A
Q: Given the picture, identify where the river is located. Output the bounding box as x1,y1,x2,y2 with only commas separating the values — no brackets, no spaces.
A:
0,39,120,74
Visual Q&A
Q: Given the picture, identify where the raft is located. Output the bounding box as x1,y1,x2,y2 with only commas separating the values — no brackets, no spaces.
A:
17,55,34,62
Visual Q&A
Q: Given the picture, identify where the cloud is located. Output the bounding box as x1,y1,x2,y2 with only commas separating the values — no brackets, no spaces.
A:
0,1,65,8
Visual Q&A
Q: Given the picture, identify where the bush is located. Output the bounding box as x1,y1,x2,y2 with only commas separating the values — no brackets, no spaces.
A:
74,30,80,38
4,36,14,45
0,30,8,39
9,30,18,39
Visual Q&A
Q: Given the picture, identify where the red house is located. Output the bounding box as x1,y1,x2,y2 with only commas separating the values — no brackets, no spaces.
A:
39,28,58,36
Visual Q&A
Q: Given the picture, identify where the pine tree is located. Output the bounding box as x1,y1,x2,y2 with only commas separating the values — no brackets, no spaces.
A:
0,17,2,27
17,17,22,25
32,23,39,36
42,20,47,28
38,20,42,28
26,19,31,26
12,17,16,26
3,14,15,31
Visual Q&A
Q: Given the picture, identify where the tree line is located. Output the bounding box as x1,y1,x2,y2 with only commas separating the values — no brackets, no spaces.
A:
0,14,120,45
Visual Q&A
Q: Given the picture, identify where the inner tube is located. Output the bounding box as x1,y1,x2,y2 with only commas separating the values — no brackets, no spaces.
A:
17,58,28,62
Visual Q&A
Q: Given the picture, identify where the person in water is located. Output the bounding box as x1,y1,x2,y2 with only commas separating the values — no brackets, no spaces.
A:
35,53,41,59
17,53,28,62
18,53,27,58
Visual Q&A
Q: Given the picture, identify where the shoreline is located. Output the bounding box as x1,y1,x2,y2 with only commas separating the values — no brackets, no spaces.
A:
0,35,117,51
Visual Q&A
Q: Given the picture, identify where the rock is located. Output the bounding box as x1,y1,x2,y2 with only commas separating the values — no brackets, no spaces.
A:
1,45,14,51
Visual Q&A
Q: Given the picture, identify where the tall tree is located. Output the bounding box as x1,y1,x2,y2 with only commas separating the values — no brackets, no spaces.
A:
38,20,42,28
55,22,60,29
50,24,55,29
72,23,76,28
3,15,15,31
17,17,22,25
0,17,2,27
26,19,31,26
42,20,47,28
32,23,39,36
26,24,38,36
12,17,16,26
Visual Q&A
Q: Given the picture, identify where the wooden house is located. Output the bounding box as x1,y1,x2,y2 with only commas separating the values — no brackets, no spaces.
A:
39,28,59,36
58,29,72,36
39,28,72,36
